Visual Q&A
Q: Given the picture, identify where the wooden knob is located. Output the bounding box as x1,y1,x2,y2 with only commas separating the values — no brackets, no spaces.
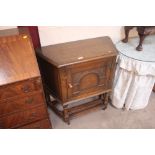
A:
68,83,73,88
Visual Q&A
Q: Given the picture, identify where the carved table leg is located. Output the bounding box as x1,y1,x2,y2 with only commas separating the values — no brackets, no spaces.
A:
136,33,146,51
136,27,147,51
63,105,70,125
122,26,134,43
99,94,104,109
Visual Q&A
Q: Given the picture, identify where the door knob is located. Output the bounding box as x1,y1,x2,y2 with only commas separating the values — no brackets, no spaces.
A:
68,83,73,88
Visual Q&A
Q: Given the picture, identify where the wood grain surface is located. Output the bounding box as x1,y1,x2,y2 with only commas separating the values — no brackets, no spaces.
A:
37,36,117,67
0,30,40,86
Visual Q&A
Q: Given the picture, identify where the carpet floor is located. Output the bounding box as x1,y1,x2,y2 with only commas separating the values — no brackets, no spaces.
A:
48,92,155,129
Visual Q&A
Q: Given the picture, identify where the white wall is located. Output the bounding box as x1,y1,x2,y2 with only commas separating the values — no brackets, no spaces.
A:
38,26,138,46
0,26,138,46
0,26,17,30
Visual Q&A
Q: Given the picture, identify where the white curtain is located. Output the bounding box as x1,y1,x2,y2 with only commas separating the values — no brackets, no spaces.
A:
112,54,155,110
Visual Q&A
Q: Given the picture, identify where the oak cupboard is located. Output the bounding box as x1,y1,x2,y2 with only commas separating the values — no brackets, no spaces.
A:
36,36,117,124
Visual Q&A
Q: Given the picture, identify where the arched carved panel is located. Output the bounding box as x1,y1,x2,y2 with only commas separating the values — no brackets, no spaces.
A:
66,61,112,99
79,73,99,90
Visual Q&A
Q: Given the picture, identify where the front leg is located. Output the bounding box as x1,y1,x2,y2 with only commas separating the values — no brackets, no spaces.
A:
102,93,109,110
122,26,134,43
63,104,70,125
136,33,145,51
136,27,146,51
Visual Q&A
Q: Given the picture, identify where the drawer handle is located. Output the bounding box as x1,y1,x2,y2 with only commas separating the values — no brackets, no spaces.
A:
68,83,73,88
22,85,30,93
25,98,34,104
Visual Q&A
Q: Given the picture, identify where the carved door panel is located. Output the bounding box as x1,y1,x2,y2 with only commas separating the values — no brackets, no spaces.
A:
66,58,114,100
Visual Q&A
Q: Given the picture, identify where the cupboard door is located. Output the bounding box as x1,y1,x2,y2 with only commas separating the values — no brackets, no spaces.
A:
64,57,115,101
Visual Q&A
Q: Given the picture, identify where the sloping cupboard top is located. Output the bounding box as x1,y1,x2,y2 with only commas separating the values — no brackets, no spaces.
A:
37,36,117,68
0,29,40,86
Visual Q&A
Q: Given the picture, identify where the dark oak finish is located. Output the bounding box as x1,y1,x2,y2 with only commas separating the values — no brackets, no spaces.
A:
122,26,155,51
0,105,47,128
0,91,44,117
0,29,52,129
36,36,117,124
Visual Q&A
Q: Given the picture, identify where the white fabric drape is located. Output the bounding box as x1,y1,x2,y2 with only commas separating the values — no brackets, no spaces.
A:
112,54,155,110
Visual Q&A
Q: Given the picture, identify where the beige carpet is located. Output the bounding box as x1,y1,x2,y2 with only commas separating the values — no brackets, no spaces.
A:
48,92,155,129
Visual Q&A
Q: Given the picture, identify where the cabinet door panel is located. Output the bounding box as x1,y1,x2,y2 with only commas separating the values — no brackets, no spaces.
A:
66,58,114,100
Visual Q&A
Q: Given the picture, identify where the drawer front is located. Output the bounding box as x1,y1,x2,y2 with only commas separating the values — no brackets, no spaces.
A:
0,106,47,129
0,92,44,117
0,78,42,101
19,119,51,129
61,57,116,101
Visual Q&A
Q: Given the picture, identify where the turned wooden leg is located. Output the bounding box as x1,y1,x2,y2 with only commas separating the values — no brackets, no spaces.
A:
122,26,134,43
99,94,105,110
102,93,109,110
63,105,70,125
136,33,146,51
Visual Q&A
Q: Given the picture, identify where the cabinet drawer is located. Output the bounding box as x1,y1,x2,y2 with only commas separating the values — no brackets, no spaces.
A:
0,78,42,101
19,119,51,129
62,57,115,101
0,92,44,117
0,106,47,129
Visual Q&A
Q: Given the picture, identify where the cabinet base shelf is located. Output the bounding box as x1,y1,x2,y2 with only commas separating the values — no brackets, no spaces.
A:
47,92,109,125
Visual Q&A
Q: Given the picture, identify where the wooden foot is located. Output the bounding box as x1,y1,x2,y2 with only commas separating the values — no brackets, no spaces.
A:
99,94,104,104
99,94,106,110
102,93,109,110
63,105,70,125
